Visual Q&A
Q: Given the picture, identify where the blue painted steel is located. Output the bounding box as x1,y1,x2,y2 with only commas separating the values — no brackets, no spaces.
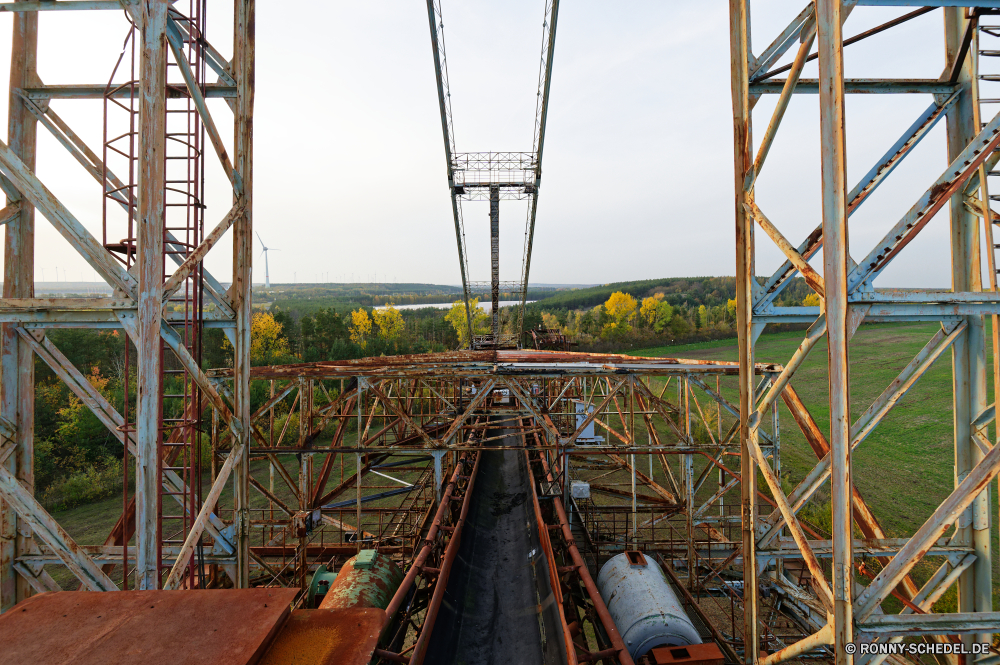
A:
846,94,958,208
755,94,957,310
750,79,957,94
850,103,1000,292
750,3,814,81
323,485,415,509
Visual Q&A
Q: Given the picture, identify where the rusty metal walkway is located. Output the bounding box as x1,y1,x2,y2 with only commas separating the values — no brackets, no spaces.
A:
422,435,567,664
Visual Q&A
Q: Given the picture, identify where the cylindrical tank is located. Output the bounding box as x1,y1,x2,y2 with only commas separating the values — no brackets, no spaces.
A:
319,549,404,611
596,552,701,660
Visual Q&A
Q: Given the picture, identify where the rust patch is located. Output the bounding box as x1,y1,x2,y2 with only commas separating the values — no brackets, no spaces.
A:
0,588,298,665
319,552,403,611
259,607,384,665
927,180,952,203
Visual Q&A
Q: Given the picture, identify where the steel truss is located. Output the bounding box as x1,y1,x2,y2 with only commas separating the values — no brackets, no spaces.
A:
0,0,253,603
732,3,1000,664
185,349,815,663
426,0,559,349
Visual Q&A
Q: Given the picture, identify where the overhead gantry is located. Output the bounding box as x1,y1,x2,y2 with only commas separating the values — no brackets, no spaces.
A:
426,0,559,349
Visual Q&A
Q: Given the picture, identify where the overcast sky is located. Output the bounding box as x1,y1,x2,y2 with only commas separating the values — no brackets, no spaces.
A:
0,2,975,288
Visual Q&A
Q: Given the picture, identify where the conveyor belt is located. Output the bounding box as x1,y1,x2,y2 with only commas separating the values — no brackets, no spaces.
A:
423,437,567,664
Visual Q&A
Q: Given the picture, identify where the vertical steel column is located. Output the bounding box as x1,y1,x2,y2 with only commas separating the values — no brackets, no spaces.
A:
489,184,500,341
816,1,853,659
425,0,474,346
297,377,308,588
684,377,695,587
944,8,993,646
136,0,168,591
728,0,757,659
0,1,36,610
356,377,366,554
771,400,780,479
233,0,254,588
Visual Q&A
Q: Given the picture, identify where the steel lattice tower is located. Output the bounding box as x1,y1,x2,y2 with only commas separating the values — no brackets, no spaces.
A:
731,2,1000,661
0,0,254,600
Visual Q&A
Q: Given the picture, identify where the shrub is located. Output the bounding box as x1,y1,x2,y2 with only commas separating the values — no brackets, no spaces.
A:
40,458,125,511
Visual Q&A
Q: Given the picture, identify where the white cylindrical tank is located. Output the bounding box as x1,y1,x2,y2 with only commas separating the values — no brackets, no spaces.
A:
597,552,701,660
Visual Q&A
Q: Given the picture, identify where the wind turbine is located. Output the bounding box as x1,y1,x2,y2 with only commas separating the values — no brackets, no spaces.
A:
256,232,279,289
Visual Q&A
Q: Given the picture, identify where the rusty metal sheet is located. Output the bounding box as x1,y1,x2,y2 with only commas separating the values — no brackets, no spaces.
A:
258,607,384,665
0,588,299,665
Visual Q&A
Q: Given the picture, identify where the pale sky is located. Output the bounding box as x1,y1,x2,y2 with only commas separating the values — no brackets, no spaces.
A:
0,2,974,289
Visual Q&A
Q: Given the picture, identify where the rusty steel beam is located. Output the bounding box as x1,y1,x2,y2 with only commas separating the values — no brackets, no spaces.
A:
523,446,577,665
816,0,854,657
780,384,919,600
729,0,760,658
536,440,636,665
380,452,476,647
407,449,481,665
0,463,116,592
1,0,36,610
134,0,168,591
232,0,255,587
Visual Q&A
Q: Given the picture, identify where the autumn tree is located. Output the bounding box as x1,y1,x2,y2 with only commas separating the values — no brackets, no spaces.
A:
640,293,674,333
251,312,292,364
802,292,822,307
349,309,373,348
445,299,490,348
373,305,405,341
601,291,638,338
222,312,292,365
605,292,637,325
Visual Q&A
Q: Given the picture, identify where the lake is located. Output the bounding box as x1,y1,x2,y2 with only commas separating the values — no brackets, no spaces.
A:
375,300,534,312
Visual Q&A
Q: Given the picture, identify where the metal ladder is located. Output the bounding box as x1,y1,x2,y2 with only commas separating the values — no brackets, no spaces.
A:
101,1,208,589
978,18,1000,437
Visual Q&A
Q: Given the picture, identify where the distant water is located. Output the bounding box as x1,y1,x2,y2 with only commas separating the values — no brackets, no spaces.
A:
375,300,533,312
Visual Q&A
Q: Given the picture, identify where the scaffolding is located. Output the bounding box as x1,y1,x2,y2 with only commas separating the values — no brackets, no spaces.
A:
0,0,253,598
731,3,1000,662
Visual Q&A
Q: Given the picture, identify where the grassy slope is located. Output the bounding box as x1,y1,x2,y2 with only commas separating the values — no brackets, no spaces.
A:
633,322,999,609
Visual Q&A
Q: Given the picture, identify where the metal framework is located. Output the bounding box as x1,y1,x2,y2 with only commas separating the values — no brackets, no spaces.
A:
427,0,559,349
4,3,997,664
200,349,799,663
0,0,253,600
731,2,1000,663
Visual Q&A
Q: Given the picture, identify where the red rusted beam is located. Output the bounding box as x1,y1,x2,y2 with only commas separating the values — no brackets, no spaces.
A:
524,442,578,665
206,349,781,380
251,545,405,558
409,450,482,665
535,439,635,665
382,450,472,627
781,384,919,599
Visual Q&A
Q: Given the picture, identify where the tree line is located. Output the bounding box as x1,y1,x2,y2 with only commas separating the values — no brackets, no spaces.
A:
27,275,814,507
